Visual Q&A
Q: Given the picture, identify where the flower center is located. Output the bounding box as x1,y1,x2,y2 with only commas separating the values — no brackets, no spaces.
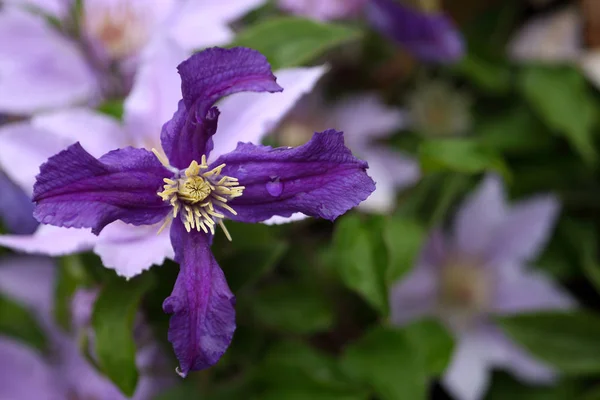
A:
84,1,151,60
437,257,492,328
152,150,245,240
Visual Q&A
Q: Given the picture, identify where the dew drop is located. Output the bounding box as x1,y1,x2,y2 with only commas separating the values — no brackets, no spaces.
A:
266,179,283,197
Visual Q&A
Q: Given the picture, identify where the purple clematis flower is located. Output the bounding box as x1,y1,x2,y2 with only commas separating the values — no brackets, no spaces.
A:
390,175,576,400
0,256,173,399
365,0,464,63
32,47,375,376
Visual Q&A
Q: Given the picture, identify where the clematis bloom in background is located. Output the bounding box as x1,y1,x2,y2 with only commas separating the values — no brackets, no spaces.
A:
0,256,172,399
390,175,575,400
0,0,265,114
31,47,375,376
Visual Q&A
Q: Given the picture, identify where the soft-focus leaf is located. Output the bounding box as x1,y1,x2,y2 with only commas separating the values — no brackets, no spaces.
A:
487,373,581,400
340,326,427,400
230,17,361,69
213,222,288,292
477,107,554,153
404,319,454,376
383,215,425,284
252,281,334,334
561,219,600,294
519,66,597,164
0,294,47,351
97,100,124,120
257,341,367,399
419,138,509,179
498,311,600,375
453,53,511,94
331,215,387,314
92,273,154,396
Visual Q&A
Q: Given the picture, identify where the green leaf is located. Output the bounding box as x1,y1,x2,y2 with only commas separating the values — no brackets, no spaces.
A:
477,107,554,154
498,311,600,375
92,273,155,396
340,326,427,400
560,220,600,294
213,222,288,292
404,319,454,376
97,100,124,120
487,373,581,400
382,215,425,284
252,281,334,334
331,215,387,314
54,255,91,331
257,341,367,400
230,17,361,69
419,138,509,179
518,66,597,164
0,294,47,351
453,53,511,94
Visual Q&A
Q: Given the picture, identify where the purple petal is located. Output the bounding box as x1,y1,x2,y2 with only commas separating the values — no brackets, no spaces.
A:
481,325,557,384
95,222,174,279
124,36,186,149
486,195,560,266
163,220,236,376
33,144,171,235
278,0,368,21
0,256,55,324
442,332,493,400
0,8,96,114
168,0,265,50
0,225,97,257
0,337,64,399
215,130,375,222
493,267,576,315
365,0,464,63
161,47,283,169
0,171,38,234
452,175,507,258
389,262,438,325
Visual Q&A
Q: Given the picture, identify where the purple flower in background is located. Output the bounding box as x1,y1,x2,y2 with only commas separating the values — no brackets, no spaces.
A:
0,256,173,399
390,175,575,400
366,0,464,63
0,0,265,114
31,47,375,376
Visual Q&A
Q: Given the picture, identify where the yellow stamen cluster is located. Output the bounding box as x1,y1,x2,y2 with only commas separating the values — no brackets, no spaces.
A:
153,150,244,241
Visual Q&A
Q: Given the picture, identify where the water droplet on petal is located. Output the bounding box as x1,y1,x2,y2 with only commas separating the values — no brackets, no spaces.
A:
266,180,283,197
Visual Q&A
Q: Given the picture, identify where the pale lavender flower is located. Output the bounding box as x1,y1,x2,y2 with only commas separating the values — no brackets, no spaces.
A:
390,175,575,400
278,0,367,21
0,0,265,114
0,256,173,399
0,44,326,278
277,92,419,215
508,6,600,88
